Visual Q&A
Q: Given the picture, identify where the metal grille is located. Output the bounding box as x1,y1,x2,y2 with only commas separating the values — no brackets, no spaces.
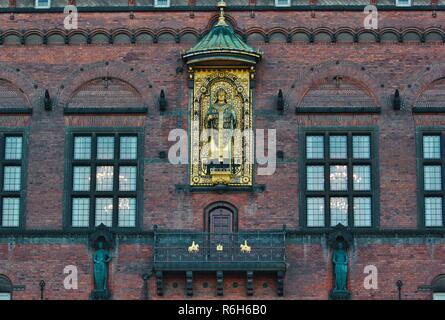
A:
154,231,286,271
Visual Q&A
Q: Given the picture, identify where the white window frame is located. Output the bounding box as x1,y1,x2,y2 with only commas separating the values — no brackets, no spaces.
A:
395,0,412,7
35,0,51,9
154,0,171,8
275,0,291,7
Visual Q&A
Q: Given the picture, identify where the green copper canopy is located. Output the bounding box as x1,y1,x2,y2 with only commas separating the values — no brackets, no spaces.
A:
182,1,262,65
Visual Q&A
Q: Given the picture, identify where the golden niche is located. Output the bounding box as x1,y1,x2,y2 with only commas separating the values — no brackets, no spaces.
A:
190,67,254,187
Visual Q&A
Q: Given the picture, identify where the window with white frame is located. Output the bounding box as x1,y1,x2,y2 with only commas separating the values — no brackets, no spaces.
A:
35,0,51,9
154,0,170,8
275,0,291,7
395,0,411,6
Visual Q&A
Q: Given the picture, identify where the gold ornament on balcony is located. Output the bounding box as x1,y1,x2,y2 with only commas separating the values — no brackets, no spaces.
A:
216,244,224,252
188,241,200,253
240,240,251,253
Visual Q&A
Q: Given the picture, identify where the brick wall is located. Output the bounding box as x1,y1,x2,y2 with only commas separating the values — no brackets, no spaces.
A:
0,9,444,299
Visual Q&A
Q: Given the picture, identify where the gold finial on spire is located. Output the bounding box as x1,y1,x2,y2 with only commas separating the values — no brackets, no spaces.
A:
216,0,228,26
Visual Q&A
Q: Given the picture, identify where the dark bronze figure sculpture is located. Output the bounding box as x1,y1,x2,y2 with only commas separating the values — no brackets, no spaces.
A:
329,239,351,300
90,238,112,300
332,241,348,292
94,240,111,291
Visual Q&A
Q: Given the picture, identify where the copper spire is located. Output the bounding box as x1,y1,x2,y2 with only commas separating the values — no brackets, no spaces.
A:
216,0,228,27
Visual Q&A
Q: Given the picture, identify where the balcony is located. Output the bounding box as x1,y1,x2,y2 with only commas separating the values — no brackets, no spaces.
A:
153,230,286,296
154,230,286,271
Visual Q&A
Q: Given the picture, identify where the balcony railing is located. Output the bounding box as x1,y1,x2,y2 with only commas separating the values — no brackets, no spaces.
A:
153,230,286,271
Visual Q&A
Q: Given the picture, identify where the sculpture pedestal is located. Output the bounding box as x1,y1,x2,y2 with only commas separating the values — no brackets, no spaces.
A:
329,290,351,300
90,289,111,300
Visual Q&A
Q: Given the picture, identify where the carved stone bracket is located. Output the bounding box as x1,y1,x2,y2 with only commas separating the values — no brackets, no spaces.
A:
156,271,164,296
329,290,351,300
90,289,111,300
246,271,254,296
277,271,284,297
186,271,193,297
216,271,224,296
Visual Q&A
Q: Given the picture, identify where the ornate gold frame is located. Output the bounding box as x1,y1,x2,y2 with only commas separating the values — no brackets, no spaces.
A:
189,66,255,187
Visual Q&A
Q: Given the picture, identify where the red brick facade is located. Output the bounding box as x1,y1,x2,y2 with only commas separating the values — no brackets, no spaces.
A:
0,4,445,300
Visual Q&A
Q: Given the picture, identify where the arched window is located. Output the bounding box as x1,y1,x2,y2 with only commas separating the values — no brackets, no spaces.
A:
0,275,12,300
431,275,445,300
204,202,238,233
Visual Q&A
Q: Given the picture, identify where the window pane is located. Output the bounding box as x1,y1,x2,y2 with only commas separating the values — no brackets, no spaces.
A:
2,197,19,227
424,165,442,191
96,166,114,191
3,166,21,191
155,0,170,6
330,165,348,191
74,136,91,160
119,166,137,191
95,198,113,227
276,0,290,5
330,197,348,226
0,293,11,300
307,197,325,227
423,135,441,159
353,165,371,191
120,136,138,160
72,198,90,227
73,166,91,191
425,197,443,227
118,198,136,227
354,197,372,227
433,293,445,300
353,135,370,159
329,135,347,159
307,166,324,191
306,136,324,159
5,136,22,160
97,136,115,160
36,0,50,7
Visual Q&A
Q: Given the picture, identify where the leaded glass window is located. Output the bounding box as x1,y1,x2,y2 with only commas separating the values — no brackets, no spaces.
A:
68,132,140,228
303,130,376,228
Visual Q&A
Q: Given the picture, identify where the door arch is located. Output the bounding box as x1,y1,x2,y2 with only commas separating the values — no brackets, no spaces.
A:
204,202,238,233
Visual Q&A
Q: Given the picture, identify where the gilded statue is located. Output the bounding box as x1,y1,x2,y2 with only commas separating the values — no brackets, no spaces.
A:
206,88,237,166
